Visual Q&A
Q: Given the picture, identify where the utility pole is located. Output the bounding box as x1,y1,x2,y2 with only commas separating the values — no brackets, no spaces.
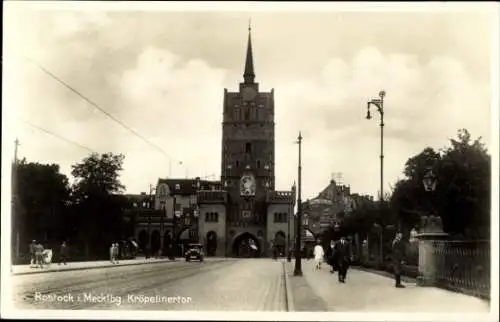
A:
294,132,303,276
13,138,20,260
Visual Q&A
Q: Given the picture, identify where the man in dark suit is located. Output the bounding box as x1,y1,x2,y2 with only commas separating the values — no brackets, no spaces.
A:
392,232,406,288
334,237,352,283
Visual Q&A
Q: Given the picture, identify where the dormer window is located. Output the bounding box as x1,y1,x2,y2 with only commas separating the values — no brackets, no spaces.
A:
175,184,181,190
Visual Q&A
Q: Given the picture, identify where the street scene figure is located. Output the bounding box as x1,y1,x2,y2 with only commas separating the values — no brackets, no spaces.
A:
29,240,36,268
313,240,324,271
33,241,45,269
392,232,406,288
109,243,116,264
58,241,68,265
334,237,351,283
327,239,337,273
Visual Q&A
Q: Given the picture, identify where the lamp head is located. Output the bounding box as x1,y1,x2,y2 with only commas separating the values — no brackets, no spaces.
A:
379,90,386,99
422,170,437,192
366,109,372,120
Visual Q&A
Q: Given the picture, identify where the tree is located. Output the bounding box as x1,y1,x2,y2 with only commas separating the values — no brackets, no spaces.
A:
391,129,490,239
70,153,127,258
71,153,125,197
13,159,71,252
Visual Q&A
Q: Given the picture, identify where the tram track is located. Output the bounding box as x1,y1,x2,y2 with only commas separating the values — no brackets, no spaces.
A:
15,259,231,309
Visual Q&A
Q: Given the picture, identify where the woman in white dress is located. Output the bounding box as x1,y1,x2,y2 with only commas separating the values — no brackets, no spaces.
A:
313,241,325,271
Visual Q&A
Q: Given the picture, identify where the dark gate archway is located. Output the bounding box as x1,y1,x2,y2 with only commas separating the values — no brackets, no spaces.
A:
232,232,261,258
274,231,286,257
151,230,161,255
138,230,148,252
206,231,217,257
163,230,173,258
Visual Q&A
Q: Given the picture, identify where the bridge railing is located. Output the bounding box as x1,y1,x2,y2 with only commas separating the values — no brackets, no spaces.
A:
431,240,490,300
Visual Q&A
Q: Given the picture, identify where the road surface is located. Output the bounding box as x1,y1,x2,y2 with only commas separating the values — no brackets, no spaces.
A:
12,258,286,311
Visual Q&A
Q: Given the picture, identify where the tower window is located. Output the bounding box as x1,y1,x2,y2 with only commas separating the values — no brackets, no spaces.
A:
245,142,252,153
236,160,239,167
257,160,261,168
244,109,250,120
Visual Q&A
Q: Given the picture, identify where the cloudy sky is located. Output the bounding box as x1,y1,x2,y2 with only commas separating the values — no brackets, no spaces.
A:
3,2,497,200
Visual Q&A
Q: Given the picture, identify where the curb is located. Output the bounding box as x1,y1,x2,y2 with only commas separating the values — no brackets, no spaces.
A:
282,261,295,312
11,259,176,276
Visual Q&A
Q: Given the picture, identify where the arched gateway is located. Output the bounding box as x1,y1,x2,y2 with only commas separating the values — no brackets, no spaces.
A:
232,232,261,258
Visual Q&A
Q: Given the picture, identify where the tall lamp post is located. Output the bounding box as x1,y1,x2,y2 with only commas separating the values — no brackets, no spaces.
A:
366,90,386,202
294,132,303,276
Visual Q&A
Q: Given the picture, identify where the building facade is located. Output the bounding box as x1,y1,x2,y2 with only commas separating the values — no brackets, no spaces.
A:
136,26,295,258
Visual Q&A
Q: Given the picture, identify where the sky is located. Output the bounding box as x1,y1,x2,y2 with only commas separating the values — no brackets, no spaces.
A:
3,2,497,201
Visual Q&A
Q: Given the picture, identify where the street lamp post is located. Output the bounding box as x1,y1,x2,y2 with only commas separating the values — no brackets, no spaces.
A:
294,132,303,276
366,90,386,202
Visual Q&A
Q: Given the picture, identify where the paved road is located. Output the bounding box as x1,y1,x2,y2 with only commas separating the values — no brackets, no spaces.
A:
12,258,286,311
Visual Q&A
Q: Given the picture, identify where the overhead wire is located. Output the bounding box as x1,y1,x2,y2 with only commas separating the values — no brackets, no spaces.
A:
21,119,95,153
21,55,180,164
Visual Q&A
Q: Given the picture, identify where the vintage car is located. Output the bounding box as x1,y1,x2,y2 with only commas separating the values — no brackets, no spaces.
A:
185,243,204,262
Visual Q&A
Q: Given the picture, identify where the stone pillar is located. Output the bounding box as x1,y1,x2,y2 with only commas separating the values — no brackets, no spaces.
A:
415,215,449,286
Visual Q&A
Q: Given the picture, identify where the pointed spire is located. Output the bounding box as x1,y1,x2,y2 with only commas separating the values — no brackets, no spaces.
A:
243,19,255,84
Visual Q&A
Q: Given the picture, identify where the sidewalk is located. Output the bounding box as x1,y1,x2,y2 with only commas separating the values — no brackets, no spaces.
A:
285,259,490,312
10,257,175,276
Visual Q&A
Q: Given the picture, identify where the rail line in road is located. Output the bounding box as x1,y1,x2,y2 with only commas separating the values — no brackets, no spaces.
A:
15,260,233,310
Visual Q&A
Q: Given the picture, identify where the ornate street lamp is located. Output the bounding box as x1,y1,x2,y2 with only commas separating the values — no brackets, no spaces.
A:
366,90,386,202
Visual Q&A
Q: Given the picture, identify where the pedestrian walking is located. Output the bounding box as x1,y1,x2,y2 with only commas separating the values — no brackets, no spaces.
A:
29,240,36,268
327,239,337,273
34,241,45,268
114,243,120,264
110,243,116,264
313,240,325,271
334,236,351,283
392,232,406,288
59,241,68,265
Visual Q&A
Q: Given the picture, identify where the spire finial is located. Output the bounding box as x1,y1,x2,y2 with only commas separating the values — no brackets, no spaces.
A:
248,18,251,32
243,21,255,84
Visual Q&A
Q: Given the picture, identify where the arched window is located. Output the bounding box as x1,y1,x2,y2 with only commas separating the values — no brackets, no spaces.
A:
236,160,240,167
257,160,261,168
245,142,252,154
